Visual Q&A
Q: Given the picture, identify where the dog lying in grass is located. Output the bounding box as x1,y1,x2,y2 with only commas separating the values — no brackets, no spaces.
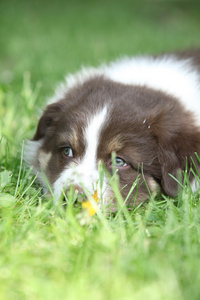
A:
25,49,200,211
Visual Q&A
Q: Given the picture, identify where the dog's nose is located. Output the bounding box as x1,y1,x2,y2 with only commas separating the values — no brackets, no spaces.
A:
73,185,84,196
62,185,86,206
73,185,87,201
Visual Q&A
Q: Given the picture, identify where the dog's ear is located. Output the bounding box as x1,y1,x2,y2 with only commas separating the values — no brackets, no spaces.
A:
157,144,183,197
148,108,200,197
33,102,64,141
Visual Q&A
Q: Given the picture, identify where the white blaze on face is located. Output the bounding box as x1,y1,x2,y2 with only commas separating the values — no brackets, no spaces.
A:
53,106,108,201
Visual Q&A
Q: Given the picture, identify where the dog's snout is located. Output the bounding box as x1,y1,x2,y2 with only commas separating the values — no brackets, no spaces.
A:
73,185,85,197
71,185,89,204
61,185,87,206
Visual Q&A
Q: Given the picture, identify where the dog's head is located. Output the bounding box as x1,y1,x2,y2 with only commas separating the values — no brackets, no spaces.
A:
25,76,200,210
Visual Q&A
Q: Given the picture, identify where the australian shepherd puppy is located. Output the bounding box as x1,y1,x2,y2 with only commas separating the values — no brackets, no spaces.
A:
25,49,200,211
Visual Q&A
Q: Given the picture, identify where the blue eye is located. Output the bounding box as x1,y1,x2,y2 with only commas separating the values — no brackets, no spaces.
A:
115,157,128,167
62,147,73,158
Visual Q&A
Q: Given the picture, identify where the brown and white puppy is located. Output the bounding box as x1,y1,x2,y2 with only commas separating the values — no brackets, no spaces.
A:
25,50,200,210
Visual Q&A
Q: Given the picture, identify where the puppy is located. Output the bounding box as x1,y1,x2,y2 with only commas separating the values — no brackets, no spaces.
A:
25,49,200,210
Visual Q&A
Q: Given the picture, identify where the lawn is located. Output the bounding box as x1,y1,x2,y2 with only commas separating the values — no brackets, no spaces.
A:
1,0,200,299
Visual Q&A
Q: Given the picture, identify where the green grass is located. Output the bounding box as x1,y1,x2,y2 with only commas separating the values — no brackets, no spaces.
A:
1,0,200,299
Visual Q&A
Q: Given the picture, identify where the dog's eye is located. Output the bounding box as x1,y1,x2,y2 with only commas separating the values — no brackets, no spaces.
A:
62,147,73,158
114,157,128,167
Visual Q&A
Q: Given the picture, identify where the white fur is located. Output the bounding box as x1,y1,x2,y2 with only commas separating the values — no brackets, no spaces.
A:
24,139,48,187
24,139,42,168
49,55,200,125
53,106,109,201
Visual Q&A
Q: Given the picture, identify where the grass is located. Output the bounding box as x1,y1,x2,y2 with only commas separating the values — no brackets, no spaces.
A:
1,0,200,299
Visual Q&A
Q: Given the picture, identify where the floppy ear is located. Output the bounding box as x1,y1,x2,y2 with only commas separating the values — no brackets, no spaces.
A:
148,108,200,197
157,144,183,197
33,102,64,141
